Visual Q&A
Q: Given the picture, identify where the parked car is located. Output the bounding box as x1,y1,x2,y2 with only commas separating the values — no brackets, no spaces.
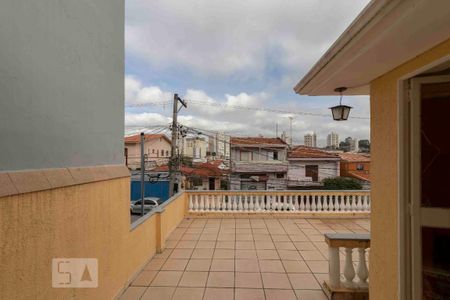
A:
130,197,162,214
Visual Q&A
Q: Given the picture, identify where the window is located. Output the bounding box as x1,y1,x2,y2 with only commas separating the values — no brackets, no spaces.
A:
166,150,169,157
240,151,251,161
276,173,284,179
305,165,319,182
356,164,364,170
152,149,155,154
273,151,279,160
156,149,159,157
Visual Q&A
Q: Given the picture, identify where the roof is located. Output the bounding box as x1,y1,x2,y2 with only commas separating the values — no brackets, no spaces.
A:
153,162,227,178
288,146,339,159
339,153,371,163
294,0,450,95
230,137,288,147
125,134,171,144
347,171,370,182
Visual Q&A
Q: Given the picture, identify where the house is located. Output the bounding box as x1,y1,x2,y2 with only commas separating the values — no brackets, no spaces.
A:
230,137,288,190
124,134,171,170
287,146,340,189
151,160,228,190
294,1,450,299
339,153,370,189
182,136,208,163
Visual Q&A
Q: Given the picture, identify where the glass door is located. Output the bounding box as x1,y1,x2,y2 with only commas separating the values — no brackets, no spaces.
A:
410,76,450,300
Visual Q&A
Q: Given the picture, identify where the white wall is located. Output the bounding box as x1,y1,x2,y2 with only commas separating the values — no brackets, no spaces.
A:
0,1,124,171
288,161,340,182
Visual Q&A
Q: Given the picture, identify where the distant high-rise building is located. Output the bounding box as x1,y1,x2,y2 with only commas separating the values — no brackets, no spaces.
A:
345,137,359,152
304,133,317,147
327,132,339,149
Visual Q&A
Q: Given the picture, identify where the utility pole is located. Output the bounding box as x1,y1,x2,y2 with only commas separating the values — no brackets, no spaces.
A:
169,93,187,197
140,132,145,216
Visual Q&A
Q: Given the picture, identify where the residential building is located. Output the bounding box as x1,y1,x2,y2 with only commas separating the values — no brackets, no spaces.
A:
304,132,317,147
124,134,172,170
151,160,228,191
294,1,450,299
339,153,370,189
230,137,288,190
207,132,230,159
327,132,339,149
183,136,208,162
287,146,340,189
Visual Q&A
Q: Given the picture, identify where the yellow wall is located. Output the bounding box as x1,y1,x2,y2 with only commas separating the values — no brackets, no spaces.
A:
0,176,185,300
369,38,450,300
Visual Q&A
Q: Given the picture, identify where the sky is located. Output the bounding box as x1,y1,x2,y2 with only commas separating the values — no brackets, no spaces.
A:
125,0,371,147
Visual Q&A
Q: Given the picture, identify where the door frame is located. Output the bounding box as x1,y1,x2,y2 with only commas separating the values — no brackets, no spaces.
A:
398,67,450,299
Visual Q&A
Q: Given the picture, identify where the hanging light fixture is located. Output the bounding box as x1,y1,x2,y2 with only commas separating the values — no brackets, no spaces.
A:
330,87,352,121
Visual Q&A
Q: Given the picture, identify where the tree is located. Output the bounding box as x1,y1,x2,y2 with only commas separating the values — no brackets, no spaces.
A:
322,177,362,190
358,139,370,152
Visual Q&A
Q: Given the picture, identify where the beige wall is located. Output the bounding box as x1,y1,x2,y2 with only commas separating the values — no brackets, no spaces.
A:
369,38,450,300
0,167,188,300
126,137,171,169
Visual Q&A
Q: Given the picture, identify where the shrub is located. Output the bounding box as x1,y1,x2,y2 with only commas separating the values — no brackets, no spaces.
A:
322,177,362,190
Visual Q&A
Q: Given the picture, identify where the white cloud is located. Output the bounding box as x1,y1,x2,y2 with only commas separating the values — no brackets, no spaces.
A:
124,79,370,146
125,75,172,105
126,0,370,77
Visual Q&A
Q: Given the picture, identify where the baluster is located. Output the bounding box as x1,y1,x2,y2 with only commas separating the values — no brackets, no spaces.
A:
305,195,310,211
216,195,221,211
204,195,210,211
237,195,243,211
299,195,305,211
346,195,352,211
357,248,369,286
189,195,193,211
194,195,199,211
323,195,329,211
311,195,317,211
351,195,357,211
338,195,344,211
294,195,299,211
329,246,341,288
343,248,356,286
263,195,269,211
210,195,216,211
244,195,249,211
269,195,274,211
255,195,260,211
233,195,238,211
222,195,227,211
199,195,205,211
356,195,362,211
227,195,232,210
249,195,254,211
329,195,335,211
317,195,323,211
364,195,370,211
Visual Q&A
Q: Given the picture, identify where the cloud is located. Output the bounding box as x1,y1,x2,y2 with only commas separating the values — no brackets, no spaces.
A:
126,0,370,78
124,77,370,146
125,76,172,105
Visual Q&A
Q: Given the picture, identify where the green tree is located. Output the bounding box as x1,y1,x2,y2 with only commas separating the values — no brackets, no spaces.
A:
322,177,362,190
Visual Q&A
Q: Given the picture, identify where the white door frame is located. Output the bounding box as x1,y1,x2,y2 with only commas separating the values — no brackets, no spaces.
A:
398,73,450,300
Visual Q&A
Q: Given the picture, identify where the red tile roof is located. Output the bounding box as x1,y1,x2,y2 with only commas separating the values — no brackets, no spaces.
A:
153,162,227,178
347,171,370,182
230,137,287,146
338,153,370,162
125,134,171,144
288,146,339,159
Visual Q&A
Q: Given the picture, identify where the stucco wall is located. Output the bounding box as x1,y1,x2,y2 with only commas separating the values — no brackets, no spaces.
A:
0,177,159,300
369,38,450,300
0,0,124,171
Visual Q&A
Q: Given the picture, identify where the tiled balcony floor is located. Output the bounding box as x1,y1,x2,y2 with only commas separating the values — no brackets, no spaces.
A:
120,217,370,300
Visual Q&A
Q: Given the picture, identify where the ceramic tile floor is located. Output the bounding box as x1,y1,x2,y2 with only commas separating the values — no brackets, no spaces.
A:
119,218,370,300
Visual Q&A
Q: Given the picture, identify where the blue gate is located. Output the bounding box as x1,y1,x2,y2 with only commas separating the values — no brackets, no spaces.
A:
130,180,170,202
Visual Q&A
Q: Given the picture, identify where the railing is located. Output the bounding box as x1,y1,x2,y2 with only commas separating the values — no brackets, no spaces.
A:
324,233,370,297
186,190,370,213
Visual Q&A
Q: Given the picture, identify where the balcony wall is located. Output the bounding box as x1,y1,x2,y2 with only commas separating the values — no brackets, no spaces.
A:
0,166,187,300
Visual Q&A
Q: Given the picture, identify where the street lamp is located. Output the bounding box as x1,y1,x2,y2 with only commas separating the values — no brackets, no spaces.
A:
330,87,352,121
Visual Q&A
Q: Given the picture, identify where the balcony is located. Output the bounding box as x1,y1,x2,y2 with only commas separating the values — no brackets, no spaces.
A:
119,190,371,300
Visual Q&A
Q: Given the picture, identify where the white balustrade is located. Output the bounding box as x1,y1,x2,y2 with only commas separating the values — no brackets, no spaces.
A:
186,191,370,214
324,233,370,290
